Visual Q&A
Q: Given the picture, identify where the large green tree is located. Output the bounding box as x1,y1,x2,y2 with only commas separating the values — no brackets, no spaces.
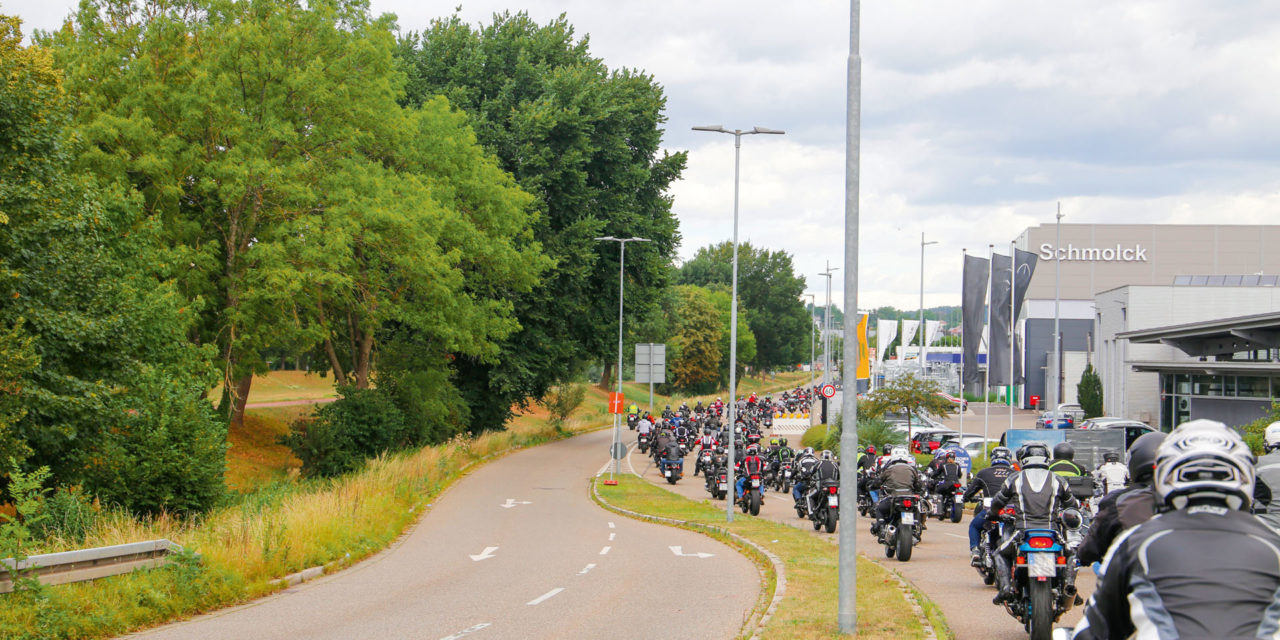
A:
2,15,225,512
668,286,721,393
395,12,685,430
679,241,810,372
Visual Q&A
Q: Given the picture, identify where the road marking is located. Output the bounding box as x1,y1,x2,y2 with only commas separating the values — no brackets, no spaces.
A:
599,546,611,555
944,533,968,540
577,563,596,575
626,443,643,478
527,588,564,606
608,533,616,541
669,545,715,559
469,546,499,561
608,522,615,529
439,623,490,640
500,499,532,509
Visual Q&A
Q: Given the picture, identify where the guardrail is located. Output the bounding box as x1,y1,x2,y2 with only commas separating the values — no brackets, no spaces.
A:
1,539,189,593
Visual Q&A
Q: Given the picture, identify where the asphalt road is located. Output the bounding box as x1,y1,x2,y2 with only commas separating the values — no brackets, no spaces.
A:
130,428,758,640
627,437,1095,640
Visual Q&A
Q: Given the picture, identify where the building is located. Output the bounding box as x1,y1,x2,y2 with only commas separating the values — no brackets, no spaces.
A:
1009,223,1280,415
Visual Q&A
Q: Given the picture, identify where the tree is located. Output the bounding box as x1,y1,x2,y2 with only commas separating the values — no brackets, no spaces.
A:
396,12,685,430
1078,364,1104,419
679,242,810,372
668,287,721,393
861,374,954,442
705,287,756,387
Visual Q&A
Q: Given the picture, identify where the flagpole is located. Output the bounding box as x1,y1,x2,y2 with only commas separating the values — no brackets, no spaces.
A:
984,243,992,459
1009,241,1016,432
960,248,966,440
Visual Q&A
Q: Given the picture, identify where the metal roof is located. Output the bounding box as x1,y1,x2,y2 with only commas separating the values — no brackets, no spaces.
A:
1117,310,1280,357
1128,360,1280,374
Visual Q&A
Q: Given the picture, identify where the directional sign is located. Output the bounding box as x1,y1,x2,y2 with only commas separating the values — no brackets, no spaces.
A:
500,499,532,509
669,546,715,559
821,384,836,399
608,392,625,414
469,546,499,562
635,343,666,384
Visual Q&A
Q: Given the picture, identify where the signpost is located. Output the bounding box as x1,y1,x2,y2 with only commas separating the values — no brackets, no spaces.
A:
635,343,666,417
608,392,625,414
822,384,836,399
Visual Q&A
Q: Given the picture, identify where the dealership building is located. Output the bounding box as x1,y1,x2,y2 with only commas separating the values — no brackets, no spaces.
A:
1008,223,1280,429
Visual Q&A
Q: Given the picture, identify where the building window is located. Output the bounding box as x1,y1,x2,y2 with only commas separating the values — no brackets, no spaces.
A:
1224,376,1237,396
1192,375,1224,396
1238,376,1270,398
1175,374,1192,395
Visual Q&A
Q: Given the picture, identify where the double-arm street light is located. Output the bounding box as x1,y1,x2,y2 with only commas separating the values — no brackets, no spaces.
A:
595,235,650,482
803,293,817,390
692,124,784,523
919,232,938,371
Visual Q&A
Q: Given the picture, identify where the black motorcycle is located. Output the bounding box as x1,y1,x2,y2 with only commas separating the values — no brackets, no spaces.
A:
736,470,763,516
933,480,965,523
806,479,839,533
876,493,923,562
637,432,650,454
627,413,638,430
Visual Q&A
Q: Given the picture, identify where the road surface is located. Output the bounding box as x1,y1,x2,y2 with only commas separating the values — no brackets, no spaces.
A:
627,438,1094,640
130,429,759,640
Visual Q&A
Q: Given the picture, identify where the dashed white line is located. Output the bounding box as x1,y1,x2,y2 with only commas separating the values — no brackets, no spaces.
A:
527,588,564,606
599,546,612,555
944,533,968,540
608,533,616,541
608,522,615,529
577,563,596,575
439,623,490,640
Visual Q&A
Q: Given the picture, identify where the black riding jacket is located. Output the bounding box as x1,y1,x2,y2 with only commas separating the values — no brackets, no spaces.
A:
1071,504,1280,640
1077,483,1157,566
989,464,1078,529
962,464,1015,503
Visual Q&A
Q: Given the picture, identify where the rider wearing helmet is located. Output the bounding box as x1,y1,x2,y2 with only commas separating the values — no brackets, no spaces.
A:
1069,420,1280,639
736,444,767,502
961,446,1016,561
792,447,820,504
988,442,1079,604
1077,431,1166,566
1093,450,1129,496
1252,421,1280,534
1048,441,1087,477
871,448,924,534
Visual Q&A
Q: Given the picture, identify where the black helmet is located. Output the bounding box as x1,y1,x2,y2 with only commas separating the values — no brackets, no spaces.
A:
1103,451,1121,464
1052,442,1075,461
1127,431,1167,484
1016,442,1051,467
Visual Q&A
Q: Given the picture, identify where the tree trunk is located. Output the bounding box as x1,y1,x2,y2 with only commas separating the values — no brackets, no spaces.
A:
354,328,374,389
230,374,253,430
323,337,346,385
599,362,614,390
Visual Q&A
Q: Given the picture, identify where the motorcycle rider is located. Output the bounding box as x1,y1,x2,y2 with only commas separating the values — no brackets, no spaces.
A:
987,442,1079,604
871,447,924,534
1068,420,1280,639
1076,431,1165,567
736,444,767,503
662,405,674,420
930,451,964,495
694,428,717,476
1251,421,1280,533
792,447,820,506
962,446,1016,563
1092,451,1128,496
636,414,653,439
1048,442,1087,477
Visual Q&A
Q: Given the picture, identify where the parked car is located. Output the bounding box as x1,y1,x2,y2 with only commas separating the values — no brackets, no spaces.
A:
911,429,961,454
1079,418,1157,449
1035,411,1075,429
936,392,968,412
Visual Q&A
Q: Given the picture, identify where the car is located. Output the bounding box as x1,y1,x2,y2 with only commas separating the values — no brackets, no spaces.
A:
1036,411,1074,429
936,392,968,412
1080,419,1157,449
911,429,961,454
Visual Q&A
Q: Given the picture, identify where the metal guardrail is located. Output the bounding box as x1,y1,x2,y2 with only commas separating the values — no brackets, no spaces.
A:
1,539,188,593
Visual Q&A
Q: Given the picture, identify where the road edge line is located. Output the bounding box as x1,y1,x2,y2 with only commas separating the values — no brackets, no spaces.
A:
590,478,785,640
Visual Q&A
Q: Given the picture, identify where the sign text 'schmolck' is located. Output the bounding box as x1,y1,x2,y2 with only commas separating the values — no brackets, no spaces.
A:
1039,243,1148,262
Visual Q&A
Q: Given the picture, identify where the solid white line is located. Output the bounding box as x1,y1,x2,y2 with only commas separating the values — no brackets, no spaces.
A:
577,563,596,575
608,532,616,541
526,588,564,606
625,442,643,478
439,623,491,640
944,533,968,539
599,546,611,555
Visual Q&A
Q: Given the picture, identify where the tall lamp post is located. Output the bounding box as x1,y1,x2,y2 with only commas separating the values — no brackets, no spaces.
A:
595,235,650,482
839,0,862,632
1052,202,1064,427
692,124,784,523
804,293,817,390
919,232,938,372
820,263,840,390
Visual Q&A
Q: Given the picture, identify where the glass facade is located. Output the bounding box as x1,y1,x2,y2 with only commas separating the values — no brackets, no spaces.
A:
1159,373,1278,430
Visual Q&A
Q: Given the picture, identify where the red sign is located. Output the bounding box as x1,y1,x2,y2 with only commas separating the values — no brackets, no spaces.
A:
821,384,836,399
1030,395,1041,409
608,392,625,414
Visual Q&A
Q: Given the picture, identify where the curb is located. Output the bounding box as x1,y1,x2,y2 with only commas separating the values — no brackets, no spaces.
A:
590,478,786,640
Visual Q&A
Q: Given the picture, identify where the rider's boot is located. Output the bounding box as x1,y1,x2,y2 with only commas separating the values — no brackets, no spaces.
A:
992,553,1016,605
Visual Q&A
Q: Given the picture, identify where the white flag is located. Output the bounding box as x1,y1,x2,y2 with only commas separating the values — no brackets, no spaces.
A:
900,319,920,360
876,319,898,362
925,320,943,346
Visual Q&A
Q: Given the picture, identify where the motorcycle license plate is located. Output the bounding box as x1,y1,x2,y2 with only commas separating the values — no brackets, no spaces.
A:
664,470,671,477
828,495,838,507
784,471,791,478
751,479,760,488
1028,552,1056,578
719,483,728,490
900,513,915,526
983,498,992,509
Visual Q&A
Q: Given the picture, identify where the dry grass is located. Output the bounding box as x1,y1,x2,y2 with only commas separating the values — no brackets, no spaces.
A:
225,406,306,491
210,370,339,405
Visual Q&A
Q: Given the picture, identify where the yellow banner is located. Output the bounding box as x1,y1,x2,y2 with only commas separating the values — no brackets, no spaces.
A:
857,313,870,379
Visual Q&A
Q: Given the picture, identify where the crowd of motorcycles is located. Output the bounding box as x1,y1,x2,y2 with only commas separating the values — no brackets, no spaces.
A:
629,389,841,532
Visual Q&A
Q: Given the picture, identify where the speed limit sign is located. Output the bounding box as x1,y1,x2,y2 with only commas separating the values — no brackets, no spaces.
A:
821,384,836,398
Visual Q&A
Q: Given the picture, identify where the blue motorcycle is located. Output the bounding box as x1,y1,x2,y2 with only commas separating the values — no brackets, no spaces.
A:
658,457,683,485
1001,526,1078,640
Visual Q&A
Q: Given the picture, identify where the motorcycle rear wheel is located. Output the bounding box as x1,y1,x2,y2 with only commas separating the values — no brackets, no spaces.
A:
896,524,914,561
1029,580,1053,640
950,503,963,523
749,491,761,516
825,507,838,533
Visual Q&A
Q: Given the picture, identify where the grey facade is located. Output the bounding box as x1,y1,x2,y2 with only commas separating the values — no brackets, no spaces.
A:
1024,318,1093,408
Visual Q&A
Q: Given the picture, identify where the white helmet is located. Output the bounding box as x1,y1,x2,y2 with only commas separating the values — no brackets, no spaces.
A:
1154,420,1256,511
888,446,913,466
820,450,834,461
1265,421,1280,452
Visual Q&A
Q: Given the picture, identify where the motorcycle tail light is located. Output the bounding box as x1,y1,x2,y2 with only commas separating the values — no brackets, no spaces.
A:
1015,556,1026,565
902,499,913,508
828,486,838,494
1056,556,1066,565
1027,537,1054,549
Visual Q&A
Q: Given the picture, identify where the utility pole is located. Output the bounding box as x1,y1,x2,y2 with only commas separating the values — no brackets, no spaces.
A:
838,0,861,632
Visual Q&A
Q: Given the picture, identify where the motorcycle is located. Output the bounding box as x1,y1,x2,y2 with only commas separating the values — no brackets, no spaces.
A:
676,434,690,457
933,481,965,523
856,473,873,516
736,471,763,516
772,460,795,494
658,456,683,485
876,494,923,562
997,524,1078,640
806,479,839,533
973,500,1012,586
695,447,713,477
627,413,638,430
637,432,650,454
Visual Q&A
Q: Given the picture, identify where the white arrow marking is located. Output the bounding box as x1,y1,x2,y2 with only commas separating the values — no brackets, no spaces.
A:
500,499,532,509
669,546,715,559
469,546,499,561
527,587,564,605
439,623,491,640
577,563,596,575
599,546,611,555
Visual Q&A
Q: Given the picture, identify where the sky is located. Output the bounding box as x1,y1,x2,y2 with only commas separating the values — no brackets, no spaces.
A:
10,0,1280,313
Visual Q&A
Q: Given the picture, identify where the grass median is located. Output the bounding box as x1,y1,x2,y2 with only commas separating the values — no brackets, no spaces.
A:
595,476,938,639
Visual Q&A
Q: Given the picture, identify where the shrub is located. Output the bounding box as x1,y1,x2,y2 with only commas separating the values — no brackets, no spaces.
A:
1078,364,1104,418
538,383,587,431
31,485,97,544
1236,401,1280,456
285,387,409,478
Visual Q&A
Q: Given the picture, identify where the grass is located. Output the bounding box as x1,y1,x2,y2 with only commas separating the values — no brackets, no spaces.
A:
596,476,936,639
1,373,811,639
210,370,339,405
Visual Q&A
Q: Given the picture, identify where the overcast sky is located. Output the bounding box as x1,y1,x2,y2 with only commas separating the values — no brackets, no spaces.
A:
11,0,1280,312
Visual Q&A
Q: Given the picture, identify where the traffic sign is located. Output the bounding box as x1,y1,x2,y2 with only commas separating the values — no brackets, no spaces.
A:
821,384,836,399
610,442,628,460
608,392,625,414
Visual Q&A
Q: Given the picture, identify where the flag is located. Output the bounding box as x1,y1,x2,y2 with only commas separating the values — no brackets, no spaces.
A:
856,314,870,379
900,319,920,360
989,249,1038,387
876,318,898,363
961,254,989,384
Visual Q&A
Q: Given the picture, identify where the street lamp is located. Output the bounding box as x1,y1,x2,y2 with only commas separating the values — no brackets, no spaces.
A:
803,293,817,390
819,264,840,390
919,233,938,372
693,123,784,523
1052,202,1064,429
595,235,650,483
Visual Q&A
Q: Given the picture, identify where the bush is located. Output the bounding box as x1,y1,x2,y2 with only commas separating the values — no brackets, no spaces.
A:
801,424,830,450
1236,401,1280,456
32,485,97,544
285,387,409,478
538,383,587,431
1078,364,1104,418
